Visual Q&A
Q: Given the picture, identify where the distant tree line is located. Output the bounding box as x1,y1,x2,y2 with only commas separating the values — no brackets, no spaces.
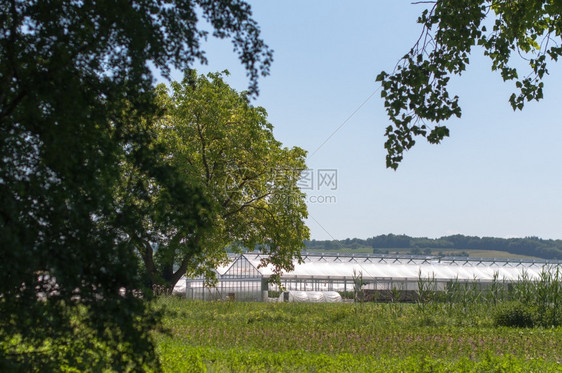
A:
304,234,562,260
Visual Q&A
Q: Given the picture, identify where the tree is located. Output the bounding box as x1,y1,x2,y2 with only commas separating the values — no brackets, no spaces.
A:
377,0,562,169
1,1,272,370
123,71,309,291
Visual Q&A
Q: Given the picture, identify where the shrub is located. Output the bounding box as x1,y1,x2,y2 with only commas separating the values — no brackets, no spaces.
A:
493,302,535,328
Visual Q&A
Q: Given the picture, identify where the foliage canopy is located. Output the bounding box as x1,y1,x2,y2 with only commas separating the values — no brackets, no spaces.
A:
377,0,562,169
126,71,309,291
305,234,562,259
0,0,271,370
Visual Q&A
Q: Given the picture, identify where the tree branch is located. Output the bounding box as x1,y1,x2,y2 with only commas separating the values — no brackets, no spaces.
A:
222,192,271,219
195,113,211,183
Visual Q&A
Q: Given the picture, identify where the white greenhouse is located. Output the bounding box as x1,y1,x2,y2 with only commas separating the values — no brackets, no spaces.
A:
179,253,562,302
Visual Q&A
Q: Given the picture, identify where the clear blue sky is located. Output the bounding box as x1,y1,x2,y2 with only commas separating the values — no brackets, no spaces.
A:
166,0,562,241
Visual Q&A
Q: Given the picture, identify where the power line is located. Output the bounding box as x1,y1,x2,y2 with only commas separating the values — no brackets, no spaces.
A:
309,87,380,158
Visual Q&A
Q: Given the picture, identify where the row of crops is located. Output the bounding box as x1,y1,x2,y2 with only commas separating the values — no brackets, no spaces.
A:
154,271,562,372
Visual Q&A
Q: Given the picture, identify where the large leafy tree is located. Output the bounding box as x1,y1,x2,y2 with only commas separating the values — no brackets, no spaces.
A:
377,0,562,169
0,1,272,370
124,71,309,291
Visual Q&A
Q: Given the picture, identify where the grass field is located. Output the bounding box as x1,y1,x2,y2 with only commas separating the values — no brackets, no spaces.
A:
154,298,562,372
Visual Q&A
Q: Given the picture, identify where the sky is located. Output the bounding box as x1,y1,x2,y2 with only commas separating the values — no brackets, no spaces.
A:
165,1,562,241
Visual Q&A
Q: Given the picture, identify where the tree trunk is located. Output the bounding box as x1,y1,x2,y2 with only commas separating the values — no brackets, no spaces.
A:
133,236,157,287
133,232,203,294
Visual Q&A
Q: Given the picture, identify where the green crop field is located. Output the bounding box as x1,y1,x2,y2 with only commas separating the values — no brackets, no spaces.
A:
154,297,562,372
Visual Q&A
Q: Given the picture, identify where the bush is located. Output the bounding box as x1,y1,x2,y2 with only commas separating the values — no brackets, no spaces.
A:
493,302,535,328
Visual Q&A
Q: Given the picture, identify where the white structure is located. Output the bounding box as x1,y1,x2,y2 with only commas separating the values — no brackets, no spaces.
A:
182,253,562,302
278,290,342,303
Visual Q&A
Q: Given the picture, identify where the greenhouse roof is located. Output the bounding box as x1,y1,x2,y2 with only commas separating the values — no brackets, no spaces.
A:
222,253,562,282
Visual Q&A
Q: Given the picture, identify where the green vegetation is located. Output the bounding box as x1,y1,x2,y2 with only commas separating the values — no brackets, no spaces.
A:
304,247,376,254
4,0,562,370
124,71,309,292
155,297,562,372
305,234,562,259
437,249,538,260
155,269,562,371
1,1,273,370
378,1,562,169
306,248,538,260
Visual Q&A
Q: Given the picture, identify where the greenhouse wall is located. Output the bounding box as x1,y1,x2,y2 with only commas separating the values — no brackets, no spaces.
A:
182,253,562,302
186,279,264,302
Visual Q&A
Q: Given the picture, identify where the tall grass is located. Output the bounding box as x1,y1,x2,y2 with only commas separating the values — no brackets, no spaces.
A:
415,266,562,327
